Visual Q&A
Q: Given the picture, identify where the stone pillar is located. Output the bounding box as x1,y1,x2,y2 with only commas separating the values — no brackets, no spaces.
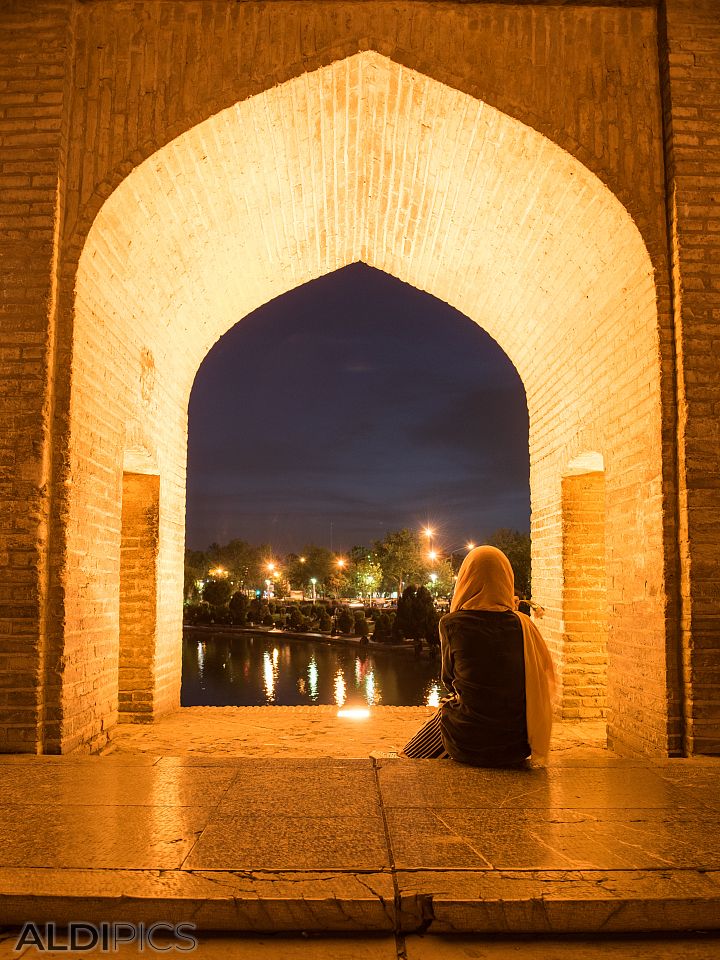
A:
561,471,608,720
661,0,720,754
119,472,160,722
0,1,71,753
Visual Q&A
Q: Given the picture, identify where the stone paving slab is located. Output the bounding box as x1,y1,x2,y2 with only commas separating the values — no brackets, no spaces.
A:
0,869,397,932
182,814,390,871
386,806,720,871
376,761,691,810
0,726,719,936
395,869,720,934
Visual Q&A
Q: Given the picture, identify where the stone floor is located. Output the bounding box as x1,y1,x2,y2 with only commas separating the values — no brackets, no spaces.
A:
103,705,610,760
0,711,719,954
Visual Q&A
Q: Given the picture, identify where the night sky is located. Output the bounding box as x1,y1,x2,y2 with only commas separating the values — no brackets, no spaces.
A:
186,264,529,554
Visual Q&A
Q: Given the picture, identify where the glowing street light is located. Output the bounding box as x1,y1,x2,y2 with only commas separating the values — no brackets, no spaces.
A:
209,566,227,578
310,577,317,602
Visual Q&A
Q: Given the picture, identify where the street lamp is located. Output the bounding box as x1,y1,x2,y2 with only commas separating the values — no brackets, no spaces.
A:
310,577,317,602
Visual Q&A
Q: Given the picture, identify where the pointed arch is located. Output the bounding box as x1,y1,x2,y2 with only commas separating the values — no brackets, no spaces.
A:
64,52,667,755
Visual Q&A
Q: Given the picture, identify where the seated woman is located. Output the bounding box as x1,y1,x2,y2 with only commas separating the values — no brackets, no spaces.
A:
402,545,555,766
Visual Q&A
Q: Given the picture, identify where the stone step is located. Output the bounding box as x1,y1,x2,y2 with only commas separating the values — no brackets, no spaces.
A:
2,867,720,934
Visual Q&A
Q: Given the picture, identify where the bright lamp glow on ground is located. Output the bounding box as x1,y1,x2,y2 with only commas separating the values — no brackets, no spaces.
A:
337,707,371,719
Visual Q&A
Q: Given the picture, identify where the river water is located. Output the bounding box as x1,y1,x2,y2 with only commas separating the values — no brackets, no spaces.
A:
181,629,443,707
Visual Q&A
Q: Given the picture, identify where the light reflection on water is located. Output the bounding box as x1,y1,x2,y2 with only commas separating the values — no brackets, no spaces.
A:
334,670,346,707
182,630,442,707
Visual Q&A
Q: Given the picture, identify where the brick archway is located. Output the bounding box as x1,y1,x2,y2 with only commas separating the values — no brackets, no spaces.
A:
57,52,669,757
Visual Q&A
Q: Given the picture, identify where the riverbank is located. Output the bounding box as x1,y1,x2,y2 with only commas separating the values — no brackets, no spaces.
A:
185,622,435,655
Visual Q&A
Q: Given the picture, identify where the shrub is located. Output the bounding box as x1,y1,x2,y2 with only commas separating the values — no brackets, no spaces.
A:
203,578,232,607
228,592,249,625
184,601,211,625
287,607,305,631
354,610,369,640
373,612,391,642
336,607,354,634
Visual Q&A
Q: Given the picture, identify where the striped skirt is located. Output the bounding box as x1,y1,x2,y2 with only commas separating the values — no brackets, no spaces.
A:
402,707,450,759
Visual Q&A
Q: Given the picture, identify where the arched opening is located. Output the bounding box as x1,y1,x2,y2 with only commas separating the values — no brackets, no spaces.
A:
67,51,665,755
183,263,530,707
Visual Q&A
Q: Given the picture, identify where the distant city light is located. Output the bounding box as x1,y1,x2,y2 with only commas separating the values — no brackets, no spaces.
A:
426,684,441,708
337,707,370,719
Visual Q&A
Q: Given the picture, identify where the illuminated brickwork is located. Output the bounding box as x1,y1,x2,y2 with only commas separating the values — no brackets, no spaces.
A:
561,468,608,720
119,473,160,723
0,0,717,757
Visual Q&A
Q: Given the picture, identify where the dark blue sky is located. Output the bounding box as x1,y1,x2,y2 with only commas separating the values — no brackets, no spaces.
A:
187,264,529,553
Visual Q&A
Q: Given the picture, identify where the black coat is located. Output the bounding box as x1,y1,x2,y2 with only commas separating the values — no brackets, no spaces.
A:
439,609,530,766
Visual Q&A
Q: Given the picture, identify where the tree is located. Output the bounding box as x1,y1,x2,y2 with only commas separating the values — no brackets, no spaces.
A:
286,545,335,595
486,528,531,597
415,586,439,643
373,529,426,596
373,612,395,643
336,607,354,634
184,549,207,602
350,556,383,599
427,557,455,598
228,591,249,625
203,577,232,607
217,539,264,591
394,585,421,641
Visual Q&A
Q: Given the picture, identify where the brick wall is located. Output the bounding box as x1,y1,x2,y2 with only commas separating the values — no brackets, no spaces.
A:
561,471,608,720
3,0,713,758
119,472,159,722
71,47,666,758
661,0,720,755
0,0,71,752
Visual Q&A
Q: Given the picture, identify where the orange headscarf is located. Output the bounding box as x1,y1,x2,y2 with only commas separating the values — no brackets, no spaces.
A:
450,545,556,762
